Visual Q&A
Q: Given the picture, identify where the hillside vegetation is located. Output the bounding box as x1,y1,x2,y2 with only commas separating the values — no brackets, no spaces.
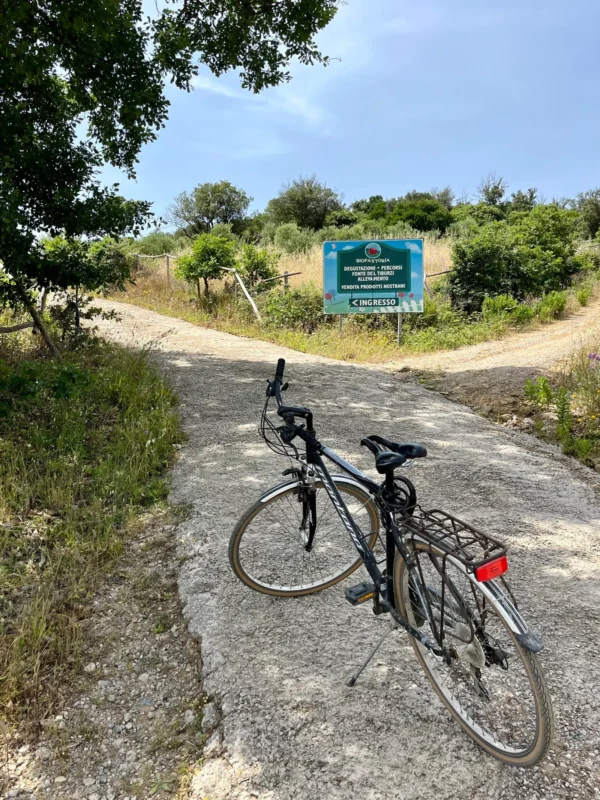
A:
108,174,600,360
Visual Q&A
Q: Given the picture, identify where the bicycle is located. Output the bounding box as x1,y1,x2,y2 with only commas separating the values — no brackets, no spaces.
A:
229,358,554,766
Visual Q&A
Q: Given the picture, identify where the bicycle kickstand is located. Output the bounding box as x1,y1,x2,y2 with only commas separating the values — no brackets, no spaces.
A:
347,619,399,687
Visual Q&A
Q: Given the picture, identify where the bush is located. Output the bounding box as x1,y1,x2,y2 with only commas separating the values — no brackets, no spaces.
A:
262,284,323,332
535,290,567,322
573,249,600,272
132,230,178,256
451,206,578,312
450,224,520,312
273,222,315,254
509,304,535,325
237,244,279,288
482,294,518,318
210,222,238,242
576,286,592,306
175,233,236,298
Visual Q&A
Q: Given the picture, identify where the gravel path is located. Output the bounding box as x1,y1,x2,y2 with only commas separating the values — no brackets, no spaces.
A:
95,300,600,800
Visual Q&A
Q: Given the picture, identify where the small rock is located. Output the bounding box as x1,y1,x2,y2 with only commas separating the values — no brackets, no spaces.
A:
55,776,67,784
203,731,221,759
83,777,95,787
184,709,197,728
35,747,51,762
138,673,149,683
201,703,218,733
84,662,96,673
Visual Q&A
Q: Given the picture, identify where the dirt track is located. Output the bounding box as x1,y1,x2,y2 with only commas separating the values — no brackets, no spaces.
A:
388,298,600,416
95,299,600,800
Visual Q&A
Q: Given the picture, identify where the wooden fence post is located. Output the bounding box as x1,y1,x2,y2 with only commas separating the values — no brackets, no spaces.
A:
166,254,171,287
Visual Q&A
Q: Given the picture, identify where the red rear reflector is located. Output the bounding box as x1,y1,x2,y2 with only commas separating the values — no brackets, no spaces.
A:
475,555,508,582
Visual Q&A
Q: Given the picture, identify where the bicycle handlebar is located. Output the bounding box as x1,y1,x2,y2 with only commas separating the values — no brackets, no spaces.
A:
269,358,314,434
275,358,286,383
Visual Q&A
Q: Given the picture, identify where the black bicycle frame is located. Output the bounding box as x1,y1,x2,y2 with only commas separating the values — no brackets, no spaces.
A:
300,433,446,657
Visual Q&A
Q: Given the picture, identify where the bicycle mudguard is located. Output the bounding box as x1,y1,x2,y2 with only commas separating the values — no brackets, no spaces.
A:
258,474,369,504
407,533,544,653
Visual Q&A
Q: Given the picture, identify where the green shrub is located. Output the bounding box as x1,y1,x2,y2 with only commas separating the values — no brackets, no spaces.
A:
572,437,593,460
573,249,600,272
273,222,315,254
576,286,592,306
132,230,178,256
237,244,279,288
509,304,535,325
450,224,520,312
481,294,518,318
524,376,554,407
210,222,239,242
451,206,578,312
175,233,236,298
262,284,323,332
535,290,567,323
511,205,578,293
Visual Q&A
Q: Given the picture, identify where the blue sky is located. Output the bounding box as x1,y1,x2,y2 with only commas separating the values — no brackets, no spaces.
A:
105,0,600,221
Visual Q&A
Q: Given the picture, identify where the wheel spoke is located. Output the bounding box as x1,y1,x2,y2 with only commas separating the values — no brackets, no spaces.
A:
233,481,377,594
397,544,548,760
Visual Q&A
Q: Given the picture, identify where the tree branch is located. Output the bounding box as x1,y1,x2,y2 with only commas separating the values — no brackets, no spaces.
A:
0,322,34,333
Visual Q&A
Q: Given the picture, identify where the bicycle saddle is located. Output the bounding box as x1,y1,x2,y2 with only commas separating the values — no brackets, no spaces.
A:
361,435,427,474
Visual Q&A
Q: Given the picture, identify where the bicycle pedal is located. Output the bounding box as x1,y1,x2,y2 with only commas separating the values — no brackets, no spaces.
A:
345,582,376,606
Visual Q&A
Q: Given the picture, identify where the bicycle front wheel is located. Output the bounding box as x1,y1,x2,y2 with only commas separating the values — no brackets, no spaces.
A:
229,477,379,597
394,541,553,766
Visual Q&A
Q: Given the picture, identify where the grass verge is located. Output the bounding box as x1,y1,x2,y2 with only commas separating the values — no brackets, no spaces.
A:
0,332,181,722
523,340,600,468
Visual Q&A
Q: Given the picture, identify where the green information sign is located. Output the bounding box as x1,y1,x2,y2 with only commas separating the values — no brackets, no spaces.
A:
337,242,411,295
323,239,424,315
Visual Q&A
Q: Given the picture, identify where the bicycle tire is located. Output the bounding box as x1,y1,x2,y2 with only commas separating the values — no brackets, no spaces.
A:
229,478,379,597
394,541,553,766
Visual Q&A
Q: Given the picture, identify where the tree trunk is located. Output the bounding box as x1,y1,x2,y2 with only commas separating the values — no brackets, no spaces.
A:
75,285,81,332
15,283,62,359
39,288,48,314
196,278,201,303
203,276,210,297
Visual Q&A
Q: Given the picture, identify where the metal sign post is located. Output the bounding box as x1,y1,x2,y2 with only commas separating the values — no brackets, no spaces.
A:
397,312,403,346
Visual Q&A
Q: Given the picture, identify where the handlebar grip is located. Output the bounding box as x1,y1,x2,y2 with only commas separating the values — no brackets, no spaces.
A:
275,358,286,382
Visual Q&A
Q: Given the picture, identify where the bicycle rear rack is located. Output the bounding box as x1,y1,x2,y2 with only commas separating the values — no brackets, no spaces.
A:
398,507,507,572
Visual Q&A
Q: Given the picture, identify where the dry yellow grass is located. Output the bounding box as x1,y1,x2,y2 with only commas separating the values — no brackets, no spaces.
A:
133,235,453,294
275,235,452,290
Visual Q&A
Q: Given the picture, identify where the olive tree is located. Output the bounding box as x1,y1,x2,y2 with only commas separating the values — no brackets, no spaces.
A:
168,182,252,237
266,175,342,230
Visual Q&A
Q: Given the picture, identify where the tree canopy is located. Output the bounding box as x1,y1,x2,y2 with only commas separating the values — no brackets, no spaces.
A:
175,233,236,297
266,175,342,230
168,181,253,237
0,0,339,352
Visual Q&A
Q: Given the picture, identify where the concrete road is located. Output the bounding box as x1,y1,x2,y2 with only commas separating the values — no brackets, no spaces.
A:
96,301,600,800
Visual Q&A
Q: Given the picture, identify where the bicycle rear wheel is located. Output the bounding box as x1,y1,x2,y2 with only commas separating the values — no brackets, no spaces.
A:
394,541,553,766
229,477,378,597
